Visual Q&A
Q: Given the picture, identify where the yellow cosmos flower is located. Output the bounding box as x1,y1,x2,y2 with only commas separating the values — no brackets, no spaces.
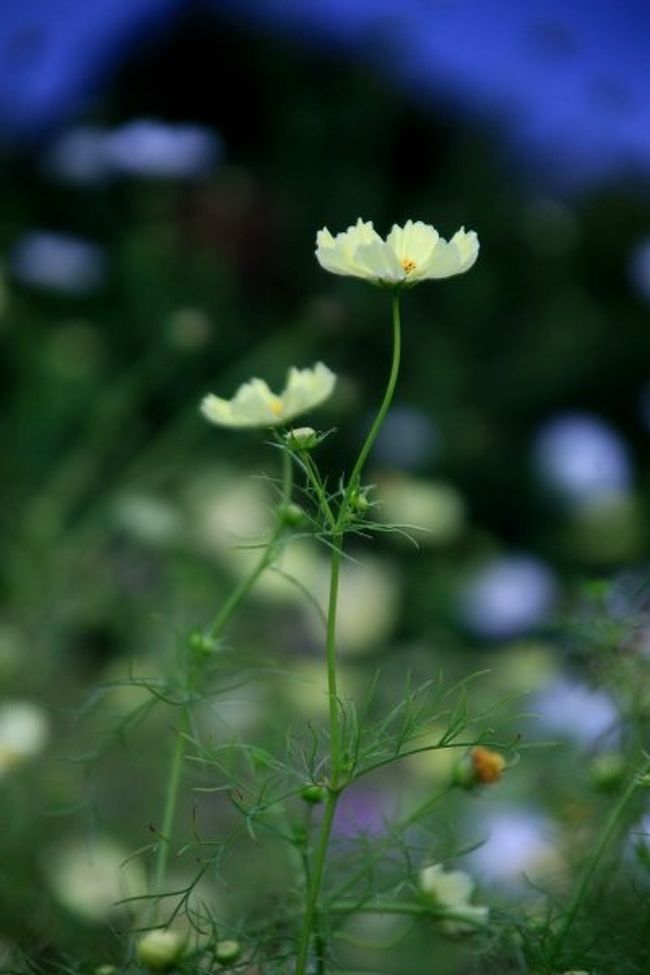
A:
315,218,479,286
201,362,335,429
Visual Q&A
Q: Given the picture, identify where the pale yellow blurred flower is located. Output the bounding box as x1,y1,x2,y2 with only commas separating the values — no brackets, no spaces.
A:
419,863,488,934
44,837,146,923
201,363,335,428
316,218,479,286
0,700,49,776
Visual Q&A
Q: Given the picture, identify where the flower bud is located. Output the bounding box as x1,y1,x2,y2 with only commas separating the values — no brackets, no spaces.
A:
300,784,327,804
285,427,318,451
188,630,218,655
136,930,185,971
348,488,371,516
214,940,241,965
453,747,506,789
590,753,626,793
95,966,117,975
277,502,306,527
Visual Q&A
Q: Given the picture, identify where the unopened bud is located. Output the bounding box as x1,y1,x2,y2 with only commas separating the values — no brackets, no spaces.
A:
188,630,218,655
349,488,371,515
136,930,185,971
301,784,327,804
215,940,241,965
454,747,506,789
285,427,318,451
277,502,306,527
590,753,626,793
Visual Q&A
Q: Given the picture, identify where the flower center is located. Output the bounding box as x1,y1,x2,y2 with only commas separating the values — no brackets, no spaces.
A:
269,396,284,417
401,257,417,274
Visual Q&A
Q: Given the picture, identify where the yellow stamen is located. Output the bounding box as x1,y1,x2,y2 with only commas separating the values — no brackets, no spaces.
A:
401,257,417,274
269,396,284,417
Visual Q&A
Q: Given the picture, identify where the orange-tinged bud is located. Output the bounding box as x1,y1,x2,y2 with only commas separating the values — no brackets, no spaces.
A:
470,746,506,784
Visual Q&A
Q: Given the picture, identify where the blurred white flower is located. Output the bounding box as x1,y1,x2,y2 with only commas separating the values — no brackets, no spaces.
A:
43,120,222,184
112,493,182,547
0,700,49,776
201,363,335,428
378,475,465,545
531,677,619,746
44,837,146,923
102,119,221,178
457,554,557,639
10,231,106,295
532,413,632,505
419,864,488,933
468,808,557,889
316,218,478,286
42,126,112,185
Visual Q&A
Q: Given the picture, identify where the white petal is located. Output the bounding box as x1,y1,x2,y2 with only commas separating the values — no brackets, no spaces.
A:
354,240,405,283
387,220,439,265
282,363,336,420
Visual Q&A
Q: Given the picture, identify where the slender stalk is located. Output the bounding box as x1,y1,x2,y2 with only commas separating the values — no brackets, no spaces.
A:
295,791,339,975
343,290,402,508
294,533,343,975
152,710,188,901
325,535,344,782
552,761,650,960
152,449,292,910
207,535,280,640
209,449,292,639
294,292,404,973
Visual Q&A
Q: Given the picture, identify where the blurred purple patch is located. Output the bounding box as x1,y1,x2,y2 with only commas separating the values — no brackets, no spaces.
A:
532,413,632,505
332,785,393,838
10,230,106,295
457,554,557,640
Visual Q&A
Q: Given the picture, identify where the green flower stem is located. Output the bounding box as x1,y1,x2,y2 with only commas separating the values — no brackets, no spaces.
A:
152,709,188,904
208,449,292,640
295,292,404,974
152,450,292,909
295,790,339,975
294,532,343,975
342,289,402,512
325,535,344,782
552,760,650,960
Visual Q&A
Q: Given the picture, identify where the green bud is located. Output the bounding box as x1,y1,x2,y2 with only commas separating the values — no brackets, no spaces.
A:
590,753,626,793
136,930,185,971
214,940,241,965
277,502,306,527
348,488,371,515
284,427,319,451
300,784,327,804
188,630,218,655
95,966,117,975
